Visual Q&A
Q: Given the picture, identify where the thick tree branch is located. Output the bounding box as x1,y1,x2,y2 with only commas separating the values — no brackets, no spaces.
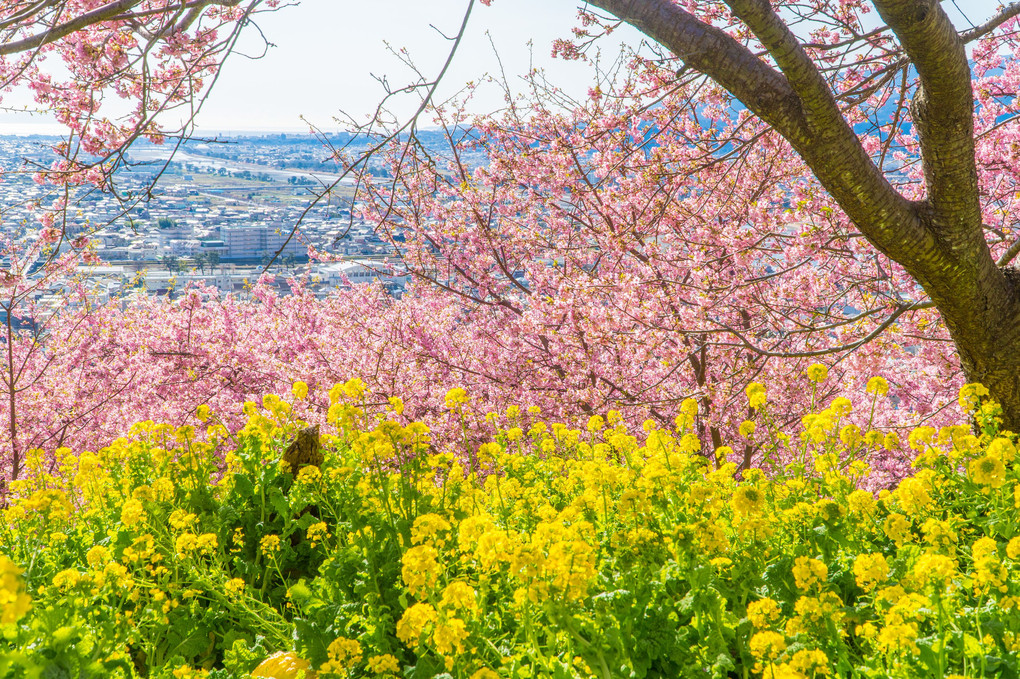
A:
998,236,1020,267
872,0,983,243
0,0,141,55
588,0,942,289
0,0,242,56
584,0,804,132
723,0,838,122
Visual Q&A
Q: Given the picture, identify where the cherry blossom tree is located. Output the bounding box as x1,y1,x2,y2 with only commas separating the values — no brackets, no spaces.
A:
576,0,1020,422
0,0,274,477
309,0,1020,444
0,1,277,200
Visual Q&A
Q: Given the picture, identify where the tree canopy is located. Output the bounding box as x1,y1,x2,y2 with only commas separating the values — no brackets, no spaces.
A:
327,0,1020,439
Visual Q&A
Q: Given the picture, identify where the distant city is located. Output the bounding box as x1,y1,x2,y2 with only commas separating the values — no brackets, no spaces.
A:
0,131,482,306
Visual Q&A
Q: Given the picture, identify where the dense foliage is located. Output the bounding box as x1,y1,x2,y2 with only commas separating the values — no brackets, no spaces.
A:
0,277,954,485
2,376,1020,678
10,2,1020,480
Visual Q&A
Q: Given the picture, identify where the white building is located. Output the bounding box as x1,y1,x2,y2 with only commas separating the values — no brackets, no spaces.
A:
314,260,409,288
221,225,306,260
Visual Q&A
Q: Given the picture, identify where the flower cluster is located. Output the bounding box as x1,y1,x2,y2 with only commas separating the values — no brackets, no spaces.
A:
1,379,1020,678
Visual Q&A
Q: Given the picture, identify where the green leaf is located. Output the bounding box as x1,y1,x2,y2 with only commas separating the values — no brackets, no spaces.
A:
231,472,255,500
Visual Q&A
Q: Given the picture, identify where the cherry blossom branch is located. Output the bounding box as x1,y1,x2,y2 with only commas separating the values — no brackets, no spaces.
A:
711,301,922,359
998,235,1020,267
268,0,477,273
960,2,1020,43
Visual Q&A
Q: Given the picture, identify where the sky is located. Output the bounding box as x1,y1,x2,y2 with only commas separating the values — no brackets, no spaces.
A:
0,0,1005,135
0,0,631,135
193,0,631,133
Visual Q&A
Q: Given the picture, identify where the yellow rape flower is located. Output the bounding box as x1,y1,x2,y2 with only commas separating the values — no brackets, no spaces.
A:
894,476,932,514
830,396,852,416
793,592,844,628
814,453,838,474
175,425,195,444
411,513,452,546
884,432,900,451
291,380,308,400
749,631,786,665
988,437,1017,462
224,578,245,596
445,387,469,410
175,533,198,557
197,533,218,555
296,465,322,487
970,454,1006,488
343,378,367,401
367,654,401,674
52,569,80,592
732,485,764,515
907,426,936,451
679,433,701,455
958,382,989,412
433,617,469,656
86,545,110,569
805,363,828,383
972,537,1007,593
152,477,174,502
168,509,198,532
320,637,363,673
747,598,782,629
847,489,876,516
260,535,281,558
840,424,862,447
913,553,957,589
440,582,478,613
401,544,440,597
676,399,698,428
789,649,830,676
470,670,500,679
745,382,767,409
307,522,329,548
921,519,958,551
0,557,31,624
396,603,437,646
388,396,405,415
792,556,827,591
866,376,889,396
883,513,911,546
853,553,889,592
120,498,146,527
877,622,919,655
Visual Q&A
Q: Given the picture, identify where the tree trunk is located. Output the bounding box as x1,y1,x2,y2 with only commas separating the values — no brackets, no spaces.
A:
940,272,1020,430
